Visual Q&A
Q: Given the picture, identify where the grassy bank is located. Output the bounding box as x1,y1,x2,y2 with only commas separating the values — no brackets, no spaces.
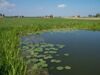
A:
0,18,100,75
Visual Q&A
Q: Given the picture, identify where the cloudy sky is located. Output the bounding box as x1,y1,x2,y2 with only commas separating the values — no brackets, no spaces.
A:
0,0,100,16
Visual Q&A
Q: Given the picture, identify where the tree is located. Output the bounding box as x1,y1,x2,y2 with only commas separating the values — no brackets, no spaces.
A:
0,13,2,16
2,14,5,17
95,13,100,17
50,14,53,18
0,13,5,17
88,14,93,17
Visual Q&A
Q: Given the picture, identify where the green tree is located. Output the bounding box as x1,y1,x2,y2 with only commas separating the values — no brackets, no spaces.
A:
95,13,100,17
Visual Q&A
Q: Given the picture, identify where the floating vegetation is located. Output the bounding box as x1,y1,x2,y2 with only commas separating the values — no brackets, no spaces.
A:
36,55,44,58
21,41,71,74
34,48,43,52
26,55,32,59
21,42,67,64
38,59,44,61
26,58,38,64
56,44,65,48
49,51,57,54
22,46,29,50
44,51,49,54
46,44,54,47
45,48,50,51
56,66,71,71
42,64,48,68
50,59,61,63
56,66,64,70
65,66,71,70
50,59,56,63
44,57,49,60
34,44,40,47
44,55,53,59
49,48,58,51
40,44,47,48
33,53,39,57
36,59,48,68
55,60,62,63
64,53,69,56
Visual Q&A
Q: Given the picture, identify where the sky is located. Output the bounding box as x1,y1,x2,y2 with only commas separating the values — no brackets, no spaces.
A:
0,0,100,16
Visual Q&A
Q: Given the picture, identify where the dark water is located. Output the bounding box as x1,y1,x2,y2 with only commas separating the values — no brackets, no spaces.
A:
22,30,100,75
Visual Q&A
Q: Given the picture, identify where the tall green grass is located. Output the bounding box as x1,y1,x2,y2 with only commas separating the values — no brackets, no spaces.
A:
0,28,27,75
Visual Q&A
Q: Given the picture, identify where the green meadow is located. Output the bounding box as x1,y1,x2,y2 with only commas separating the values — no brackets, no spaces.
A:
0,18,100,75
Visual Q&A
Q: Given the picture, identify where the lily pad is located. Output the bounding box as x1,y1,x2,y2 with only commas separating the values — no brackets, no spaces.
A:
42,64,48,68
50,59,61,63
44,51,49,54
56,44,64,48
47,44,54,47
34,44,40,47
49,51,57,54
50,48,58,50
40,45,47,48
64,53,69,56
55,60,61,63
34,48,43,52
36,55,44,58
26,55,31,59
50,59,56,63
56,66,64,70
44,55,53,59
65,66,71,70
45,48,50,51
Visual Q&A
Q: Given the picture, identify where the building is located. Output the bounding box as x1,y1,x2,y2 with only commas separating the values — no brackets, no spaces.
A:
44,15,53,18
72,15,80,18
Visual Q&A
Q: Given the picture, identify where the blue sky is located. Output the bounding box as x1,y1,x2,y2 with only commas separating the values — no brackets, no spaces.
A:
0,0,100,16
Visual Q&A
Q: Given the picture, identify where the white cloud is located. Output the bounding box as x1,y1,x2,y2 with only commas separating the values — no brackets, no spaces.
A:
0,0,15,9
57,4,66,8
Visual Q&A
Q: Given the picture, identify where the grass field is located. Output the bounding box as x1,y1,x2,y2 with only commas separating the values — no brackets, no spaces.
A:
0,18,100,75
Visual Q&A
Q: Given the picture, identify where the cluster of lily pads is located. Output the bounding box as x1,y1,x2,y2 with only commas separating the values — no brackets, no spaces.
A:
21,42,71,71
56,66,71,70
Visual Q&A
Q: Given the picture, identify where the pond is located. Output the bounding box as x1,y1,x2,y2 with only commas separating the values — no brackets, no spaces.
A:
21,30,100,75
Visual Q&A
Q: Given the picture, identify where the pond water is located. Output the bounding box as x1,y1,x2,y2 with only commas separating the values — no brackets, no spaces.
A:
21,30,100,75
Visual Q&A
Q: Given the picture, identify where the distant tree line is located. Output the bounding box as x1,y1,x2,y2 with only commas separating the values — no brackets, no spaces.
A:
0,13,25,18
88,13,100,17
0,13,5,17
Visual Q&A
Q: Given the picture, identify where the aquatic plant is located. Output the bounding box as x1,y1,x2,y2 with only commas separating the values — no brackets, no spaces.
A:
50,59,61,63
50,59,56,63
44,51,49,54
36,55,44,58
65,66,71,70
49,51,57,54
56,66,64,70
43,55,53,59
64,53,69,56
56,44,65,48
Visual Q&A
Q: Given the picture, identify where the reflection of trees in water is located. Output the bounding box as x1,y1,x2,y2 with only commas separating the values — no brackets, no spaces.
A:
21,34,45,44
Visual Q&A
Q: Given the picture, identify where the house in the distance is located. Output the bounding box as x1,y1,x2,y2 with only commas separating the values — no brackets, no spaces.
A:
72,15,80,18
43,15,53,18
